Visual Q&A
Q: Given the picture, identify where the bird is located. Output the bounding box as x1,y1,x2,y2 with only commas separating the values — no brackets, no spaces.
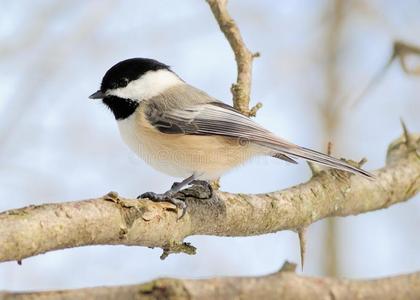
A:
89,58,373,216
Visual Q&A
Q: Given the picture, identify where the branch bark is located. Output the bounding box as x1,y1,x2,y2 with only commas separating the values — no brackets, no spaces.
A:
206,0,261,116
1,133,419,263
1,263,419,300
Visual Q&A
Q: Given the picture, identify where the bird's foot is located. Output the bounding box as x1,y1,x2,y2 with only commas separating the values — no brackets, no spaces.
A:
137,191,187,219
138,178,212,219
191,180,213,197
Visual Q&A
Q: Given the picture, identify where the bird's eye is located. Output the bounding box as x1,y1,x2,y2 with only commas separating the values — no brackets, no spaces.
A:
117,77,129,87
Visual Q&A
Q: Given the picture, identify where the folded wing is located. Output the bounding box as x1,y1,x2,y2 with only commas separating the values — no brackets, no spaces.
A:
145,93,373,179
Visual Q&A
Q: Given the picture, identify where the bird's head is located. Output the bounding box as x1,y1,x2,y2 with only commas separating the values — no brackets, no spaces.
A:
89,58,182,120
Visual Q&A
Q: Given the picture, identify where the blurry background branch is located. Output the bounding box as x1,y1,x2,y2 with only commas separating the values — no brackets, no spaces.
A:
321,0,345,277
394,41,420,75
0,132,419,263
0,0,116,158
351,40,420,108
1,262,419,300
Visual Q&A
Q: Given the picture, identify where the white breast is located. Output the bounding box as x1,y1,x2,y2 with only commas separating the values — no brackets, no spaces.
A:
117,110,263,181
117,113,194,179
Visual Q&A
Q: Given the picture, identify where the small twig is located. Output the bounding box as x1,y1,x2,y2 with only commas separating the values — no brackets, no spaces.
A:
400,118,415,149
160,242,196,260
351,40,420,108
248,102,263,117
308,161,322,176
358,157,368,167
279,261,297,273
394,41,420,75
297,228,307,271
327,141,333,156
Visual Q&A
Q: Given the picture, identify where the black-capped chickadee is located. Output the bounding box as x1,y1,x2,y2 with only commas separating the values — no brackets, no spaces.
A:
90,58,373,215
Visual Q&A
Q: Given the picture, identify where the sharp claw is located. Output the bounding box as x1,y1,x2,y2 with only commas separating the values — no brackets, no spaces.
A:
137,191,187,219
173,199,187,219
137,192,158,199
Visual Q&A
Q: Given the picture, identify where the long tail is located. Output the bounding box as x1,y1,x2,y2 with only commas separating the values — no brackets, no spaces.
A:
268,143,373,180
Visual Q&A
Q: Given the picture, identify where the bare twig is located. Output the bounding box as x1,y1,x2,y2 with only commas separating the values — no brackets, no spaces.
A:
1,266,419,300
394,41,420,75
0,133,419,263
297,228,307,270
351,40,420,108
206,0,261,116
349,52,394,108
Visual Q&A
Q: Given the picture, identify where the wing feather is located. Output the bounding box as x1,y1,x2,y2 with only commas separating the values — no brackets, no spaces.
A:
145,88,373,179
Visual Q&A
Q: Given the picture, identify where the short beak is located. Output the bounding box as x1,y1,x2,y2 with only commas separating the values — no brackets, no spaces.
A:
89,90,105,99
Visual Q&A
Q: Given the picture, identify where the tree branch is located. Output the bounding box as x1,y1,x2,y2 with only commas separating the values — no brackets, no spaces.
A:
351,40,420,108
1,263,419,299
1,132,419,263
206,0,261,116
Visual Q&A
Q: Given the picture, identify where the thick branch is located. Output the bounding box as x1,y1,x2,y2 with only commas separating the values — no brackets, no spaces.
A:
0,134,419,262
206,0,261,116
1,265,419,300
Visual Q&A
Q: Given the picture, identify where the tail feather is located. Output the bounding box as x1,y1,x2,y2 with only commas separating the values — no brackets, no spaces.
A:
290,146,373,179
264,143,373,179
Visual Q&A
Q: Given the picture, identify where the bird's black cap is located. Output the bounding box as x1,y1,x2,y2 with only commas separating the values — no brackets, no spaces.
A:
100,58,170,92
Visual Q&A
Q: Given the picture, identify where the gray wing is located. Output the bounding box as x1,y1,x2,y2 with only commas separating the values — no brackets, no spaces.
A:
144,87,373,179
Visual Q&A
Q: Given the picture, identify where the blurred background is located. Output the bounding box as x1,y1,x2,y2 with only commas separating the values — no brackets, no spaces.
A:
0,0,419,291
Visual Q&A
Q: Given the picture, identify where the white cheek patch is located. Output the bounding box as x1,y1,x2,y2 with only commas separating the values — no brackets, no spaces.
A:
107,69,183,100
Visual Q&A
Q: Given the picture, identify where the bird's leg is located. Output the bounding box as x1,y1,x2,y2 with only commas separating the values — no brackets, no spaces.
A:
138,174,196,219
